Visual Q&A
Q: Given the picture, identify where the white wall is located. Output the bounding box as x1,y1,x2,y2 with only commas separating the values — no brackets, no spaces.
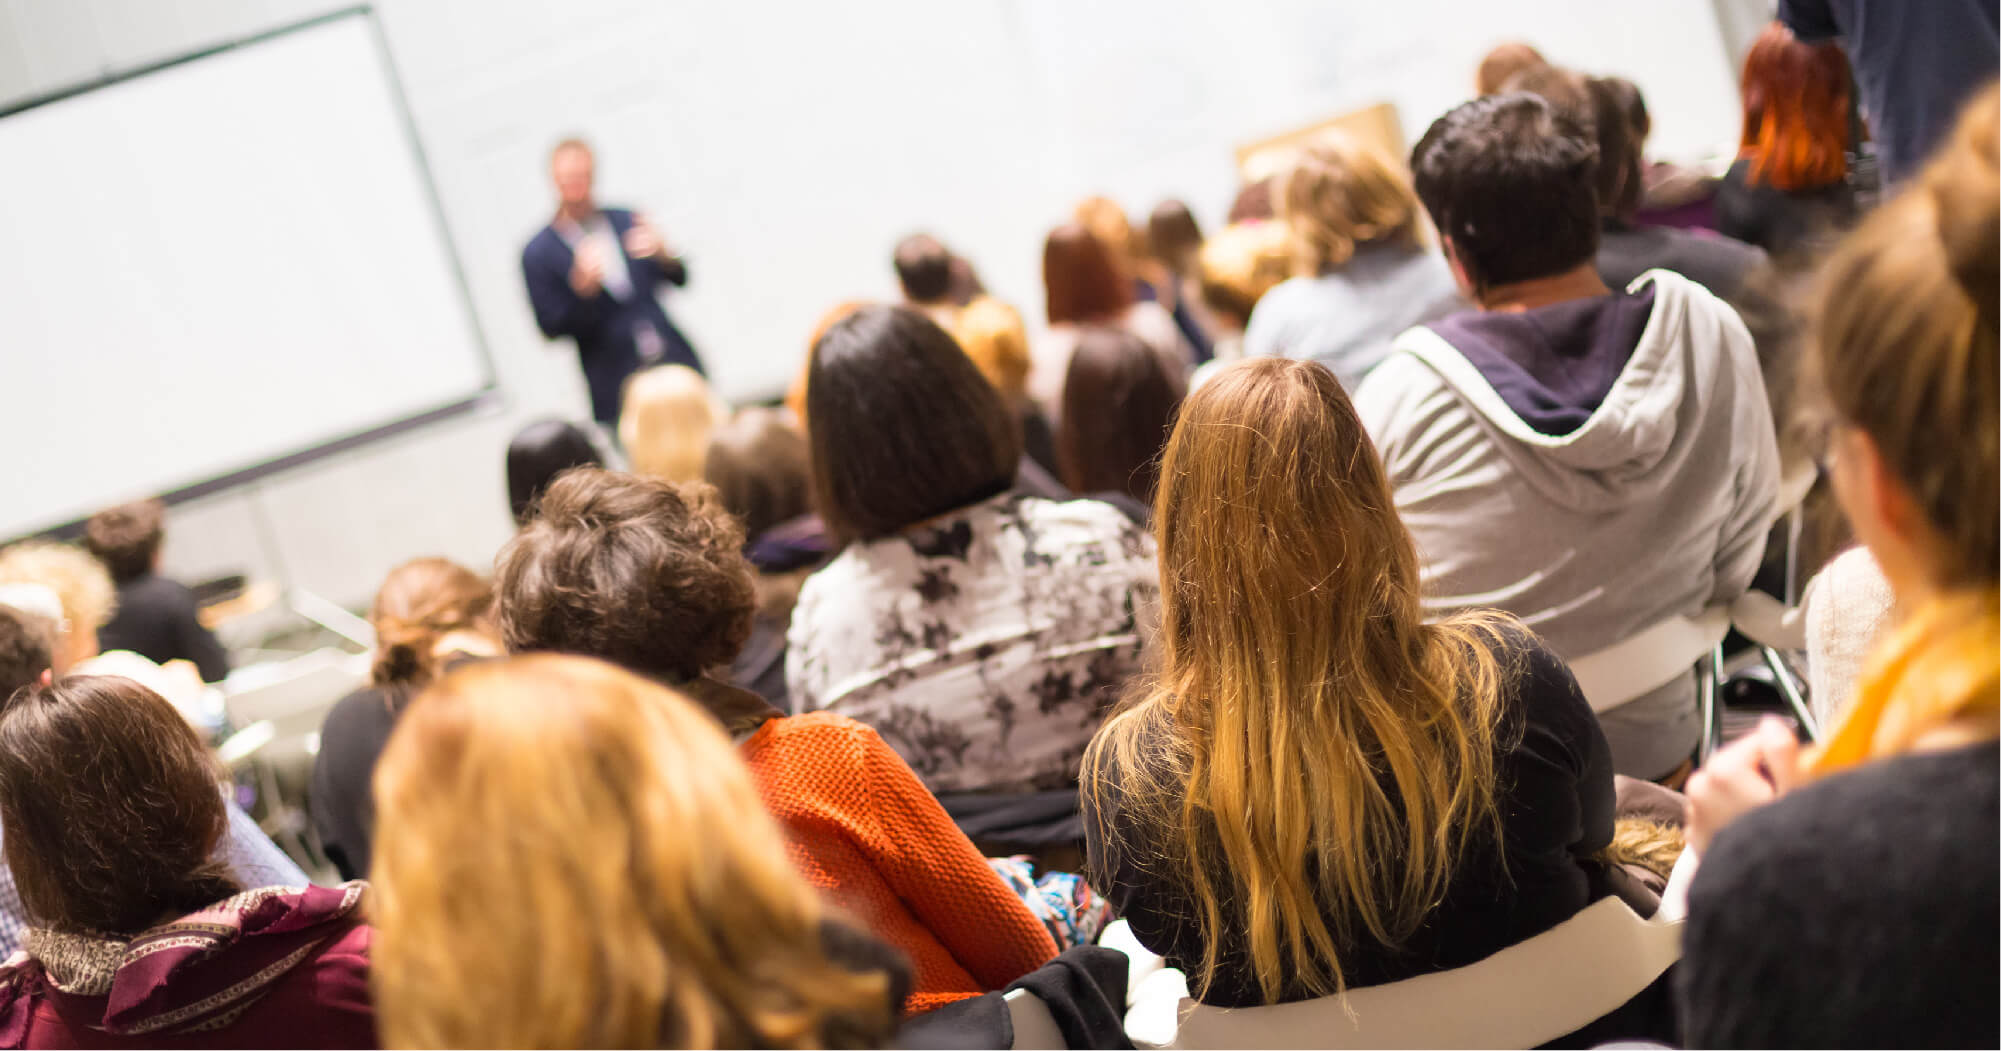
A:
0,0,1743,610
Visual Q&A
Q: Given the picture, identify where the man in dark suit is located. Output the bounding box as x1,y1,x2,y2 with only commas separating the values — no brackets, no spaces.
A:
521,138,703,425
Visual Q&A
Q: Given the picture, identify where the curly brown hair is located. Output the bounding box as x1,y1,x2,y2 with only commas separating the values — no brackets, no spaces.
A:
493,469,756,682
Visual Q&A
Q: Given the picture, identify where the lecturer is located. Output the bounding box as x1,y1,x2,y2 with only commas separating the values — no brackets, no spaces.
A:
521,138,703,425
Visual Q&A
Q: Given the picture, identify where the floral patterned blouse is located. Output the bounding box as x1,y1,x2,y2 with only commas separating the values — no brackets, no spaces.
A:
786,492,1159,794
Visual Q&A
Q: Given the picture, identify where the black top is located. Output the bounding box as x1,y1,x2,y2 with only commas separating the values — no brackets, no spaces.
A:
1713,158,1858,261
97,573,231,683
1084,627,1621,1007
308,684,407,880
1595,220,1766,302
1679,742,2000,1049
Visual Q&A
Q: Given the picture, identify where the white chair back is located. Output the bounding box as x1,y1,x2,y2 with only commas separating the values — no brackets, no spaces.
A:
1566,607,1730,714
1005,987,1068,1050
221,648,368,738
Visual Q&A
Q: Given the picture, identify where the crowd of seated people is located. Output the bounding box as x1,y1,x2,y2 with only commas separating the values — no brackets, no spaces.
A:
0,20,1993,1048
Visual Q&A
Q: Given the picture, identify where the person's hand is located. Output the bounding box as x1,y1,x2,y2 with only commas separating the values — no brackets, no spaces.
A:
1685,715,1803,856
570,241,605,296
623,214,670,261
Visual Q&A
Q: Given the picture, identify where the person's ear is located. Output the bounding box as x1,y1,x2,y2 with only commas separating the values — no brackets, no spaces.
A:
1440,235,1480,300
36,668,51,687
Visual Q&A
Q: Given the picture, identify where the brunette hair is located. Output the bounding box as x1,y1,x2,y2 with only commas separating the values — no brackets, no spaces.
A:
1809,84,1999,587
506,419,605,526
0,676,238,935
1277,131,1424,275
620,364,729,484
1475,41,1548,96
1740,21,1852,192
704,408,812,542
1043,223,1135,325
82,499,166,584
805,306,1019,542
0,608,54,697
1227,177,1276,224
952,296,1034,403
1083,357,1509,1002
1411,92,1600,290
1147,200,1205,274
1058,329,1187,503
494,468,755,681
893,233,954,303
371,655,896,1048
370,558,493,689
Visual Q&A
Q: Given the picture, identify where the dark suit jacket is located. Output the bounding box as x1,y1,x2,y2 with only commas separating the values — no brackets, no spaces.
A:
521,207,703,423
97,573,231,683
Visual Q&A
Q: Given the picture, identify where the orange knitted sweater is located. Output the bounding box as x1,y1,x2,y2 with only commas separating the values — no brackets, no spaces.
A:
739,712,1058,1014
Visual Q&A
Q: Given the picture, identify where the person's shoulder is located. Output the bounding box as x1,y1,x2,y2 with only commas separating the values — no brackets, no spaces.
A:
752,710,876,752
522,223,565,265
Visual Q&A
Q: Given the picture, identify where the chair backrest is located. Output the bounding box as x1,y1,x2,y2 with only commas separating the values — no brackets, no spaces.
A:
1566,606,1731,713
1005,988,1069,1050
1145,896,1680,1050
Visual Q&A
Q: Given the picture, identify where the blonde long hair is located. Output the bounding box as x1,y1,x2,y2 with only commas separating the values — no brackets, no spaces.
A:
620,364,729,483
370,655,894,1048
1275,131,1424,276
1083,357,1509,1002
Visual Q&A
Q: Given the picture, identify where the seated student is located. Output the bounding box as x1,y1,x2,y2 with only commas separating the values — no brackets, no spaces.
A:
1057,328,1187,511
1355,93,1781,781
1147,199,1226,354
893,232,964,330
1082,358,1672,1044
493,467,1060,1014
1030,223,1194,412
1475,39,1548,96
370,655,904,1047
81,499,230,683
0,675,373,1046
1715,23,1860,260
1677,85,2000,1049
1193,221,1294,361
620,363,728,484
786,306,1159,795
505,417,606,525
1243,131,1468,388
703,408,819,708
953,296,1059,478
1075,196,1212,363
309,558,497,880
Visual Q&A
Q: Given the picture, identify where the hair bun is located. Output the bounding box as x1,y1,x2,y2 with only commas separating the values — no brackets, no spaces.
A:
1925,87,1999,320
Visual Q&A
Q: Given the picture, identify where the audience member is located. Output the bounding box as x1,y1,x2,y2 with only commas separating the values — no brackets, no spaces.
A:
1358,93,1780,780
505,417,605,525
1057,328,1186,510
80,499,230,683
620,362,728,484
309,558,497,881
1678,85,1999,1047
521,138,703,426
1475,40,1547,96
1225,176,1275,223
788,306,1159,794
369,655,904,1047
1032,224,1193,410
0,675,372,1046
1244,132,1467,388
1715,23,1859,260
704,408,819,707
1193,221,1293,360
1075,196,1212,362
1147,199,1224,352
893,232,962,329
1083,358,1671,1042
1780,0,1998,184
953,296,1059,477
494,467,1061,1013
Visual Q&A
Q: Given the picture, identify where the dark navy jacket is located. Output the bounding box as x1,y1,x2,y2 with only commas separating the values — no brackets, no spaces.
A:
521,207,703,423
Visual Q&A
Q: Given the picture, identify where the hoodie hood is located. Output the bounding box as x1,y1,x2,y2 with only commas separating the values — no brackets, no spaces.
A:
1396,270,1732,513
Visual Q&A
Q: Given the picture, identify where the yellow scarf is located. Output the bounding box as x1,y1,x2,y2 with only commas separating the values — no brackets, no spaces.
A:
1809,588,2000,776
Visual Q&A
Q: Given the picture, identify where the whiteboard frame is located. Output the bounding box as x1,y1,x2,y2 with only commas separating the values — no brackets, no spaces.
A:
0,5,500,541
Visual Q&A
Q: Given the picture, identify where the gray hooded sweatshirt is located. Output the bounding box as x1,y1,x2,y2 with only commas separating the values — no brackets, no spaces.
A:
1356,270,1781,778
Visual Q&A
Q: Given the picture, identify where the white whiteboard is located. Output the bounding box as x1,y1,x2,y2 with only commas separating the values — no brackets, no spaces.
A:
0,10,491,539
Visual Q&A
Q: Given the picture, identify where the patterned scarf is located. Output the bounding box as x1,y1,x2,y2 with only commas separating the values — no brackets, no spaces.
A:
1809,589,2000,776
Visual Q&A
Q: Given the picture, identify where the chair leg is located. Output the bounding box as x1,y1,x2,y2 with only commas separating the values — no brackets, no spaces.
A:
1697,645,1725,766
1761,645,1821,742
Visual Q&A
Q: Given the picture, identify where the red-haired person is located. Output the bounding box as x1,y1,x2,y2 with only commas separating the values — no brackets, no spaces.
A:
1714,22,1860,259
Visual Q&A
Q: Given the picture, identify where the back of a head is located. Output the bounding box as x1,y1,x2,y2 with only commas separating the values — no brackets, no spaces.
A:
81,499,166,585
1197,222,1294,329
1502,65,1638,221
0,608,54,698
1057,328,1187,504
506,419,605,526
369,557,492,689
1227,177,1276,224
0,675,235,935
951,296,1033,403
494,468,755,683
1091,356,1508,1001
1411,92,1601,290
1074,195,1144,269
805,305,1019,542
788,300,872,427
0,541,116,669
620,365,729,484
892,232,954,304
1740,21,1852,192
1475,40,1548,96
370,655,896,1048
1277,131,1423,274
1811,83,1999,588
1043,223,1136,325
1147,200,1205,274
703,408,812,542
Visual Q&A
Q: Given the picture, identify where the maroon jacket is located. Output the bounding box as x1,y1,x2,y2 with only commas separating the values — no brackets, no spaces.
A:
0,883,374,1049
